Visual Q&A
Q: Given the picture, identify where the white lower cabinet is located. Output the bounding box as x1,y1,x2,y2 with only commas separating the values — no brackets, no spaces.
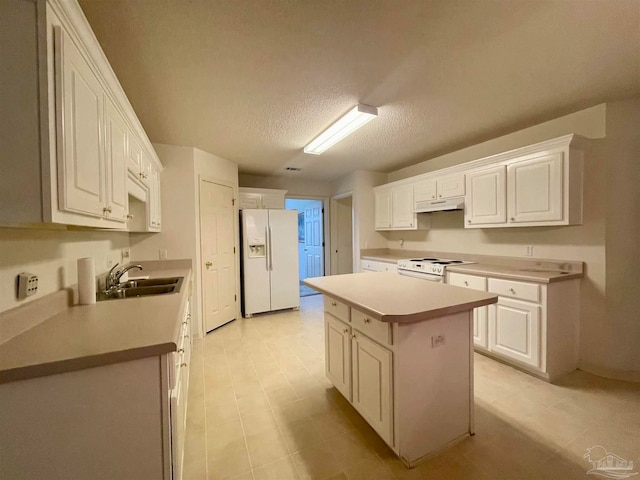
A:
447,272,488,349
351,332,393,445
489,297,541,368
325,311,393,446
360,259,398,273
447,271,580,381
0,299,191,480
323,295,474,467
325,313,352,401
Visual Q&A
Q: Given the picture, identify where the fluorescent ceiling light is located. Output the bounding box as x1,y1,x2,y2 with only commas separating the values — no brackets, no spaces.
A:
304,104,378,155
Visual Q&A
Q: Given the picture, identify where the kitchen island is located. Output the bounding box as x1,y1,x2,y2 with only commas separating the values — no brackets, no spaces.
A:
304,272,497,467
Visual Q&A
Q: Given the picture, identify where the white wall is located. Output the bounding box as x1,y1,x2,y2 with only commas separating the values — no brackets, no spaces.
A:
0,227,129,313
239,173,332,197
130,144,239,337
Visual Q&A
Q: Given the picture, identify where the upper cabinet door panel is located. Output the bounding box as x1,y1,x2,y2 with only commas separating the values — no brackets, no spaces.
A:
391,185,414,228
104,97,128,222
55,26,105,218
438,174,465,199
465,166,506,226
414,179,437,203
374,190,392,229
507,152,563,224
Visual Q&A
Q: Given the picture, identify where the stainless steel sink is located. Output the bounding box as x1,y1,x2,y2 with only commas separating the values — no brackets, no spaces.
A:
118,277,182,288
97,276,184,301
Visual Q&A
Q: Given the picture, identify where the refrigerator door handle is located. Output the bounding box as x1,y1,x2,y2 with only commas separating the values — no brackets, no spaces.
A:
265,226,270,271
268,225,273,271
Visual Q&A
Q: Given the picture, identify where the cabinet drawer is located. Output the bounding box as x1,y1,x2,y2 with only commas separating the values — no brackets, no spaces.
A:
448,272,486,291
361,260,377,272
324,296,350,323
488,278,540,302
352,308,392,346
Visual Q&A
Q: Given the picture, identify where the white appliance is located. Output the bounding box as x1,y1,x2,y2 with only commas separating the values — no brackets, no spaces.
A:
240,209,300,317
414,197,465,213
397,257,475,282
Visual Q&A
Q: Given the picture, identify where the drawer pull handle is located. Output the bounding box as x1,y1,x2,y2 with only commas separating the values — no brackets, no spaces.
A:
182,321,188,325
364,318,370,324
343,328,349,334
180,363,187,368
178,348,184,353
351,333,357,339
509,288,516,294
464,281,469,286
510,217,515,222
331,301,337,306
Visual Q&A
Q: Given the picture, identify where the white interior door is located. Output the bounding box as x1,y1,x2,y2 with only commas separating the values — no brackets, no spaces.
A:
200,180,236,331
304,202,324,279
268,209,299,311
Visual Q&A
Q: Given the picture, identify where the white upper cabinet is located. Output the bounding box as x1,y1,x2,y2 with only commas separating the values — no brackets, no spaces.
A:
372,135,584,230
0,0,162,229
391,184,414,228
104,97,129,223
507,152,563,224
415,174,465,208
465,165,507,226
238,188,286,209
374,189,392,229
464,137,583,228
375,184,429,231
55,25,106,219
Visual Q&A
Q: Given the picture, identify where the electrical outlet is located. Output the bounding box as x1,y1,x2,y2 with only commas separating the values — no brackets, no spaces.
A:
431,335,446,348
121,248,131,261
17,273,38,299
159,248,168,260
525,245,534,256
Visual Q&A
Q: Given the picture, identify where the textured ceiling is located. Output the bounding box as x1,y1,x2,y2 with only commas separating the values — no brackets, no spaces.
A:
78,0,640,181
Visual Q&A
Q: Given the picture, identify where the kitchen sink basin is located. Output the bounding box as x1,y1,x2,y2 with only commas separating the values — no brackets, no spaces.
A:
118,277,182,288
97,277,184,301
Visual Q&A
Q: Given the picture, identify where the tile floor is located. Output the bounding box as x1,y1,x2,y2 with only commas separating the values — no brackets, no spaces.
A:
183,295,640,480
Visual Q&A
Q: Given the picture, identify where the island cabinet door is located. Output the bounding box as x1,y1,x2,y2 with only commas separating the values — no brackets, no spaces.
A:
351,332,393,446
325,314,352,401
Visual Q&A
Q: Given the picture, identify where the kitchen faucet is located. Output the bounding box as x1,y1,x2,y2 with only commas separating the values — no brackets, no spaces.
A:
105,263,143,291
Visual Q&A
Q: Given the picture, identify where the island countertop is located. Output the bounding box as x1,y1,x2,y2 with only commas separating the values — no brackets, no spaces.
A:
304,272,497,324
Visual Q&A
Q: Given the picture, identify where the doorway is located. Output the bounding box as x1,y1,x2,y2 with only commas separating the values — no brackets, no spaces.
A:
331,193,354,275
285,198,324,297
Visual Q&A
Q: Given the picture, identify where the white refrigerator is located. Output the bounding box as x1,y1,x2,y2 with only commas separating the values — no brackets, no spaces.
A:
240,209,300,317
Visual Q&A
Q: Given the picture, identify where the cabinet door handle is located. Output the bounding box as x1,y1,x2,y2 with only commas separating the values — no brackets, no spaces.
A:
464,281,469,286
178,348,184,353
467,219,471,224
509,288,516,294
510,217,515,222
205,261,212,268
180,363,187,367
364,318,370,324
351,333,356,339
343,328,349,334
331,301,337,307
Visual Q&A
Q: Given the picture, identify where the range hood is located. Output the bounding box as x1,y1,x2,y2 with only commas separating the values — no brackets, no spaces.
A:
414,197,465,213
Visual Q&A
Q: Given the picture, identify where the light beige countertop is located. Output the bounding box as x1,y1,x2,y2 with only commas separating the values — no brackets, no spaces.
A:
0,260,192,384
361,249,583,284
304,272,497,324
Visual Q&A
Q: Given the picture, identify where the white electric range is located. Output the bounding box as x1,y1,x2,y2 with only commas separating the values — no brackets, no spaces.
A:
397,257,475,282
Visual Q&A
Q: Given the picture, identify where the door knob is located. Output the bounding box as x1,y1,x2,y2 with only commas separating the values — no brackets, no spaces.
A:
205,261,212,268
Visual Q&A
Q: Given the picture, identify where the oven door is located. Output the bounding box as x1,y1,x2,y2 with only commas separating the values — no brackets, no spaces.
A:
397,269,443,282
